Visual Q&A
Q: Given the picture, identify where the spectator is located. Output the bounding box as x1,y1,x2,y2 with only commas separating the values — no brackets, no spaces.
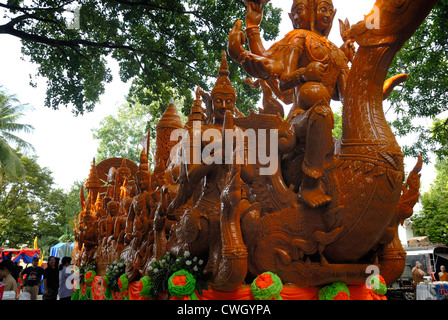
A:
58,256,73,300
0,260,18,297
11,263,22,282
43,256,59,300
20,257,44,300
412,261,426,285
439,265,448,282
13,264,23,292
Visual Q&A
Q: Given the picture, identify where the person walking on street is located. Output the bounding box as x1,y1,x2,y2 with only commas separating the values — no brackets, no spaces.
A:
58,256,73,300
20,257,44,300
43,256,59,300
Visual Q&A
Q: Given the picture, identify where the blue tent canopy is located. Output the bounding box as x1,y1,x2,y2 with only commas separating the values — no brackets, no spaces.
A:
1,248,40,263
50,242,74,258
14,252,38,264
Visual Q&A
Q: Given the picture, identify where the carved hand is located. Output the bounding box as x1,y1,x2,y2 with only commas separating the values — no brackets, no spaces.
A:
228,20,247,62
339,18,355,63
302,62,327,83
340,39,356,63
246,1,263,27
242,55,277,80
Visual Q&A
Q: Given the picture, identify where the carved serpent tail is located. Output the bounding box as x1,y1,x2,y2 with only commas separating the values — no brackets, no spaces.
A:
211,165,248,292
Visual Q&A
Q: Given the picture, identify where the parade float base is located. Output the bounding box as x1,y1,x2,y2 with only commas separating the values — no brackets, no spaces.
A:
76,276,387,300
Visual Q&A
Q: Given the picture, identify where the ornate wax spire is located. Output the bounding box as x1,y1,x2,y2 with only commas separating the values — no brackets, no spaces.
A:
154,99,184,173
85,157,101,190
156,98,184,131
187,86,206,127
138,147,149,173
120,158,127,170
211,51,236,98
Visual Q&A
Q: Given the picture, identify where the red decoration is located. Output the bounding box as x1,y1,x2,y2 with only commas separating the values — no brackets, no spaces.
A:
255,273,274,290
172,275,187,287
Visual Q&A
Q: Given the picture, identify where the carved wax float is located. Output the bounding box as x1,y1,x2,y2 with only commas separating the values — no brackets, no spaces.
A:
73,0,437,296
73,157,139,273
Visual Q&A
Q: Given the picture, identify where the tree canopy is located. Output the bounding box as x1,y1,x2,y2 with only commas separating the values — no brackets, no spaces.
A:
0,153,80,248
92,96,186,164
412,158,448,246
0,87,34,184
0,0,282,116
387,0,448,162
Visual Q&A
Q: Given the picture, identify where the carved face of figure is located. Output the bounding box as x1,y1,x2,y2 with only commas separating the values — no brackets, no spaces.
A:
136,172,150,193
289,0,311,30
116,167,131,185
315,0,335,35
106,201,119,217
212,92,235,124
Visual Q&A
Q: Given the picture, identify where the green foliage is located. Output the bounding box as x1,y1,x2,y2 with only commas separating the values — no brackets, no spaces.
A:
0,154,80,248
431,117,448,160
0,1,282,115
92,95,187,164
104,258,126,293
147,251,206,299
333,108,342,140
0,88,34,183
0,154,51,247
61,180,83,231
79,260,97,286
387,0,448,162
412,158,448,245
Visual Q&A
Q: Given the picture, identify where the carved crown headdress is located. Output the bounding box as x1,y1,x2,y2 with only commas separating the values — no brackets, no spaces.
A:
137,127,151,182
211,51,236,99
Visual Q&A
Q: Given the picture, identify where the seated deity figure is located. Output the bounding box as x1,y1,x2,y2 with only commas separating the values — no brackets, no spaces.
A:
92,193,104,217
112,159,136,204
122,149,156,279
154,51,239,277
228,0,354,209
105,167,117,201
125,150,153,245
93,196,110,271
78,195,98,261
73,218,83,266
111,202,128,259
104,200,119,260
96,197,108,249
